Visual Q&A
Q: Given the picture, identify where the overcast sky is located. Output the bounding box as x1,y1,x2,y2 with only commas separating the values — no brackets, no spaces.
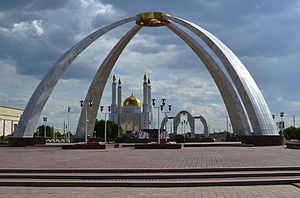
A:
0,0,300,133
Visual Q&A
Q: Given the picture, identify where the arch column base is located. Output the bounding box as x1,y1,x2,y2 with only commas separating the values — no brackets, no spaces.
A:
241,135,283,146
8,137,46,147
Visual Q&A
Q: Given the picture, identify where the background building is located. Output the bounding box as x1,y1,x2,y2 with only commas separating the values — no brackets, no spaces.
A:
109,74,152,133
0,106,23,136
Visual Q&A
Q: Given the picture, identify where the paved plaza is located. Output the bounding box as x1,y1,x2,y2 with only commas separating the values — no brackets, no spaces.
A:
1,145,300,197
1,185,300,198
1,145,300,169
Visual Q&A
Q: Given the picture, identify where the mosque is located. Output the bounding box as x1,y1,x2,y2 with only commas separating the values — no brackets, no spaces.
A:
109,74,152,134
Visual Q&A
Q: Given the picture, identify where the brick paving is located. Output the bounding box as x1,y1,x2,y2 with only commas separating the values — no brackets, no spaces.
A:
1,145,300,197
0,145,299,169
1,185,300,198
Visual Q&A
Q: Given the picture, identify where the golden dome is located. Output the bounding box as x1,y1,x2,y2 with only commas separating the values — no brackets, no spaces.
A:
123,94,141,107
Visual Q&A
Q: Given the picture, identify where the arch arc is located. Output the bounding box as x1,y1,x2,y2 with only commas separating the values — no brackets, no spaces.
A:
166,23,251,135
173,111,195,135
13,17,135,137
75,25,142,137
164,16,277,135
194,115,209,138
160,116,168,131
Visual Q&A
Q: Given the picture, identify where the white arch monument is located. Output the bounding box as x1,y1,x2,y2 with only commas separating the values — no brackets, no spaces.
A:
13,12,280,145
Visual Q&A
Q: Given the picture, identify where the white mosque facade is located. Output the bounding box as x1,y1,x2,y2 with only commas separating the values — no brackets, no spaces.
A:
109,74,152,133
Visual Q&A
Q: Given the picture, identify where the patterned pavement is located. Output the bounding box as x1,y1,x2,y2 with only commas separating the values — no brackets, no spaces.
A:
0,145,299,169
1,185,300,198
1,145,300,197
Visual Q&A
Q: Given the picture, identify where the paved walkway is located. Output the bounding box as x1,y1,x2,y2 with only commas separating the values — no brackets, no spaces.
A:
1,185,300,198
1,145,300,197
0,145,299,169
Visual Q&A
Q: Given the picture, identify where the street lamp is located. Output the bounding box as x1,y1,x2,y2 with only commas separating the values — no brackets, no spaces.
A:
181,120,188,143
280,112,284,137
43,117,47,138
80,100,93,145
100,105,111,144
152,98,171,144
161,104,172,142
67,107,71,143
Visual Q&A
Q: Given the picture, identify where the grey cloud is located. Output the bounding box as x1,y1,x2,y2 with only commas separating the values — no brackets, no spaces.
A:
1,0,300,130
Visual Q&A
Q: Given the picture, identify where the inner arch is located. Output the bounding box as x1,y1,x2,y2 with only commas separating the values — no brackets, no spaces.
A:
76,25,142,137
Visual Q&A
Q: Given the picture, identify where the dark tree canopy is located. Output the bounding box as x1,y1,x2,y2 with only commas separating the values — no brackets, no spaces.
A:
94,119,120,140
283,126,300,140
35,125,54,138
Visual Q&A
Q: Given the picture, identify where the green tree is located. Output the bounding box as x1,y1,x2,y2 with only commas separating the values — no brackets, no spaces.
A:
94,119,120,140
283,126,300,140
35,125,54,138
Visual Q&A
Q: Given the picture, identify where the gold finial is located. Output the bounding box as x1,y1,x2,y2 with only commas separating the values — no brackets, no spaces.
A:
136,12,171,27
143,73,147,82
118,78,121,85
113,75,116,81
148,78,151,84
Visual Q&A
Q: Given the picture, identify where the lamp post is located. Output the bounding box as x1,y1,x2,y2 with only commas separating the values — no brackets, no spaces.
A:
161,104,172,142
293,115,296,127
226,116,229,132
80,100,93,145
181,120,188,143
152,98,171,144
43,117,47,138
67,107,71,143
280,112,284,137
100,105,111,144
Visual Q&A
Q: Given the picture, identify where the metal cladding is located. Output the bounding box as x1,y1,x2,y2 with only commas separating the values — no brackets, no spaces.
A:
13,13,278,138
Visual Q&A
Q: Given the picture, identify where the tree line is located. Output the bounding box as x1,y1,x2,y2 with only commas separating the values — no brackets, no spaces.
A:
35,119,121,140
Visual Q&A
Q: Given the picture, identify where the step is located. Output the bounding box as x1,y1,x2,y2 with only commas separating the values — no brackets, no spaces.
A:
1,166,300,174
1,177,300,187
1,170,300,180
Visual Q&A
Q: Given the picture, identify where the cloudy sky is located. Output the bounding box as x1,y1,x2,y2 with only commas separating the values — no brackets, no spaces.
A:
0,0,300,133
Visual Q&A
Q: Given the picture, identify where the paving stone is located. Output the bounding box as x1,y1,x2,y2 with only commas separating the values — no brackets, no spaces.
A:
1,185,300,198
1,145,300,197
0,145,299,169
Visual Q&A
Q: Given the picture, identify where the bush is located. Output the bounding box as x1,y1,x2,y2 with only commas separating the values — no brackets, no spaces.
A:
283,126,300,140
175,135,184,143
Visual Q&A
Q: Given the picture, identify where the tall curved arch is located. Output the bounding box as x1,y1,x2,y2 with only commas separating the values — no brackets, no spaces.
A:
166,23,251,135
14,13,277,138
13,17,136,137
166,16,277,135
75,25,142,137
